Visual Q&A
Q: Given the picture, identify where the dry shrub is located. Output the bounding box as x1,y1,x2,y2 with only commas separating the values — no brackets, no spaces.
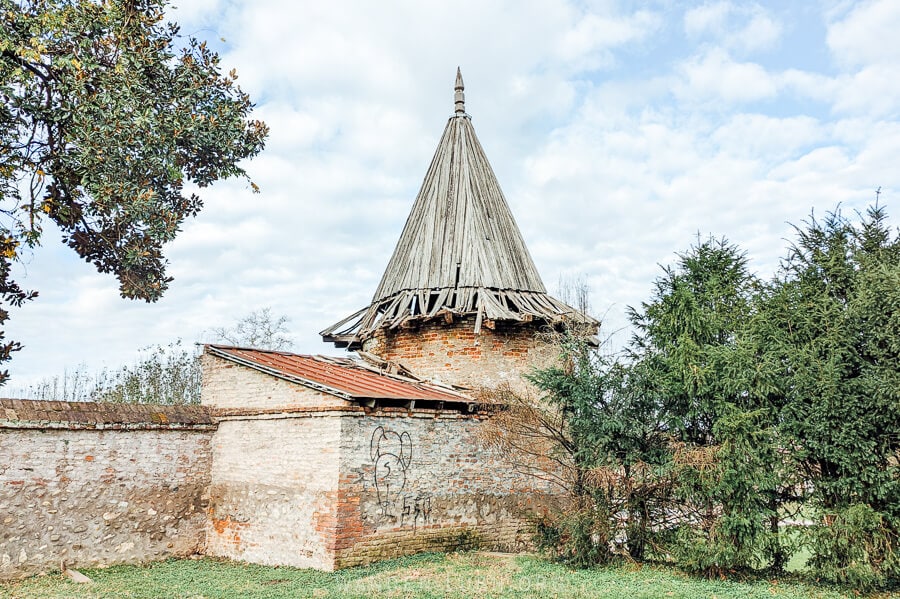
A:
672,442,720,471
476,384,574,494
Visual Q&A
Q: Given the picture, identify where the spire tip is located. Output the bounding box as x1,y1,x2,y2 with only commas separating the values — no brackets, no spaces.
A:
454,67,465,114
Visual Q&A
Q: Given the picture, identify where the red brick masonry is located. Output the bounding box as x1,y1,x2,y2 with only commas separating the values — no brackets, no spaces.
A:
364,316,553,391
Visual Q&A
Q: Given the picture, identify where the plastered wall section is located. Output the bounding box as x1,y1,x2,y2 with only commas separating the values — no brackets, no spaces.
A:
200,353,349,413
363,317,556,392
0,403,213,580
205,415,342,570
333,410,562,568
201,353,348,570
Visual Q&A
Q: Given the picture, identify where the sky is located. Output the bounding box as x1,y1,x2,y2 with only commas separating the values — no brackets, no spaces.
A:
6,0,900,391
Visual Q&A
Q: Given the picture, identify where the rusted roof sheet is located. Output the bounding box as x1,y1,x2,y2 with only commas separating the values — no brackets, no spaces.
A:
205,345,474,404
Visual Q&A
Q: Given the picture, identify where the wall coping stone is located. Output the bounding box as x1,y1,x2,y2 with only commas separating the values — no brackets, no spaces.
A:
0,398,216,431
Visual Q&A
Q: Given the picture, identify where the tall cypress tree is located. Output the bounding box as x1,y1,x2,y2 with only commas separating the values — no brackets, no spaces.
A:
755,206,900,587
629,237,782,575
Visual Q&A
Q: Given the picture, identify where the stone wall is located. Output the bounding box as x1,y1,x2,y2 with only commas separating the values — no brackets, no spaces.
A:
333,408,561,568
202,352,562,571
2,349,565,578
0,400,215,580
363,317,556,391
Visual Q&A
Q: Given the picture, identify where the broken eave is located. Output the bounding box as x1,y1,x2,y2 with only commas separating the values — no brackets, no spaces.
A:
320,285,598,350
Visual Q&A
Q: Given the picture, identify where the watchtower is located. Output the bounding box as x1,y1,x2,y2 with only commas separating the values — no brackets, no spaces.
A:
322,69,597,389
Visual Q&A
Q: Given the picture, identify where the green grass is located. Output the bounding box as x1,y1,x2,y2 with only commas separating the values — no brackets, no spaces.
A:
1,552,896,599
786,545,811,573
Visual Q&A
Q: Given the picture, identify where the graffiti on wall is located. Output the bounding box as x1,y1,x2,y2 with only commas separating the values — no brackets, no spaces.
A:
400,493,432,531
370,426,412,516
369,426,432,530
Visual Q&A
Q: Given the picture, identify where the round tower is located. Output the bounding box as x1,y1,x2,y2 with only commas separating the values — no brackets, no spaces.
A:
321,69,597,390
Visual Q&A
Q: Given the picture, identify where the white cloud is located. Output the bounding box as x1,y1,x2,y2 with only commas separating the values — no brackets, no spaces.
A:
830,65,900,118
780,63,900,120
734,11,782,53
6,1,900,390
517,52,900,337
763,1,900,121
685,2,732,37
779,68,839,104
827,0,900,68
166,0,222,25
557,10,663,69
684,2,782,54
675,49,778,104
711,114,825,160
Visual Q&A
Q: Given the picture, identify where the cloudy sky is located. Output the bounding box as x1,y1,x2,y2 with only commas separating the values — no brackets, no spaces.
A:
6,0,900,390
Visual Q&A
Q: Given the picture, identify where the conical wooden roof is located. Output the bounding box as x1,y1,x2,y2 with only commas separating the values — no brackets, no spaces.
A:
322,69,595,349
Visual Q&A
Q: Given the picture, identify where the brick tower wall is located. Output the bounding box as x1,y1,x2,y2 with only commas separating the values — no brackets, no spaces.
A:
362,317,556,391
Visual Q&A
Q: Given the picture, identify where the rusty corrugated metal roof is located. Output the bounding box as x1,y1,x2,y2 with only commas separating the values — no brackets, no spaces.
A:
205,345,473,404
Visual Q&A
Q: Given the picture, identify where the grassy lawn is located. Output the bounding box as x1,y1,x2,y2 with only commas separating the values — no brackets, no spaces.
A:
1,552,896,599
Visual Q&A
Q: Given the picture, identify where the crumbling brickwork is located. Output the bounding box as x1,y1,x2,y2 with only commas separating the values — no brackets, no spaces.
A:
363,317,556,391
205,415,343,570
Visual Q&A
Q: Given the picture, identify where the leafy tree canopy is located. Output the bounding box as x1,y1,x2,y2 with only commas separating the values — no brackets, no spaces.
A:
754,205,900,516
0,0,268,380
525,204,899,585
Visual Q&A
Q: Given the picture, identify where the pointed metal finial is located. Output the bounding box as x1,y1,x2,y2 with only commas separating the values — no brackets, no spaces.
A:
454,67,465,114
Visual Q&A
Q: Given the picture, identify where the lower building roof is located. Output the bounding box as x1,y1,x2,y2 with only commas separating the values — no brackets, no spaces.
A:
205,345,475,407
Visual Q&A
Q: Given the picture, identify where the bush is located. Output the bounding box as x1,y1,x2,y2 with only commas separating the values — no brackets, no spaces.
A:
535,503,617,568
668,408,784,576
806,504,899,590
